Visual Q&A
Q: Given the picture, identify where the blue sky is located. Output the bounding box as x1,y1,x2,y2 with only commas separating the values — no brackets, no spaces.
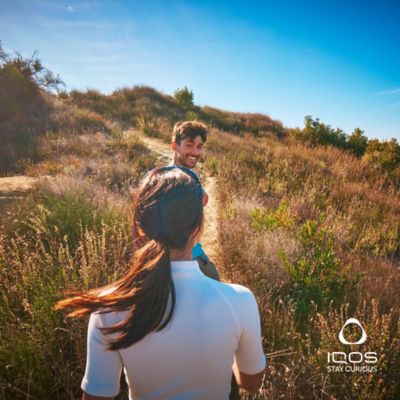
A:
1,0,399,140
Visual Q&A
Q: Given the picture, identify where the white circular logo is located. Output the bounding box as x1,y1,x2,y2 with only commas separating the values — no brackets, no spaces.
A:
339,318,367,345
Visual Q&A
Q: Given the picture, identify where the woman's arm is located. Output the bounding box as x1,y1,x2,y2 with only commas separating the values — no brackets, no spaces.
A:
233,288,267,394
81,313,123,399
232,363,265,394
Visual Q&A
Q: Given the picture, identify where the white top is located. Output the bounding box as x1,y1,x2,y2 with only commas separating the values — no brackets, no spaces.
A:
81,261,266,400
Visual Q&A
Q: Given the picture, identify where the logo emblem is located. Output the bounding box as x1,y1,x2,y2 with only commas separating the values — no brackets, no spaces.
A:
338,318,367,345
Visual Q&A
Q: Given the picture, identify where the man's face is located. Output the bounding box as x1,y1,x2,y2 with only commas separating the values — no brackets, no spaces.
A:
172,135,204,169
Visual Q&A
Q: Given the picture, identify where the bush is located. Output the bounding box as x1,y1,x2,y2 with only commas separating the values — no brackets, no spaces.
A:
364,138,400,171
278,218,358,321
252,200,296,231
0,41,63,94
291,116,400,187
173,86,194,109
290,115,348,149
347,128,368,157
13,178,130,254
66,85,286,138
0,181,132,399
0,43,59,174
137,115,161,138
0,42,115,174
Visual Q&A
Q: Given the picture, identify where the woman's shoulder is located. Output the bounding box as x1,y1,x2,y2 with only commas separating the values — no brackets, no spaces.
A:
209,280,257,307
89,287,130,328
89,309,130,335
206,280,260,333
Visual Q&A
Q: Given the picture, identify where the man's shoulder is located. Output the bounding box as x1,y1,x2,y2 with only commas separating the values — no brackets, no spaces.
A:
168,162,202,180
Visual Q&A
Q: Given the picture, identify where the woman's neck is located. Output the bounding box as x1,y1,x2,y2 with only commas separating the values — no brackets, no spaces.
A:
169,246,193,261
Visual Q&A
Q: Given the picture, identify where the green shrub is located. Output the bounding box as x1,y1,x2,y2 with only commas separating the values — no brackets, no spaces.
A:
185,110,200,120
290,115,348,149
173,86,194,109
278,219,358,321
0,187,132,399
347,127,368,157
365,138,400,171
14,183,128,254
252,200,296,231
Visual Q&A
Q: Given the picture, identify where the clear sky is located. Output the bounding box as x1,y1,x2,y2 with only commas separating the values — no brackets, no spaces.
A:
1,0,399,140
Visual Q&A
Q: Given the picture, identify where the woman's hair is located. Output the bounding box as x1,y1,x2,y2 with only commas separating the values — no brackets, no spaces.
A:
55,166,203,350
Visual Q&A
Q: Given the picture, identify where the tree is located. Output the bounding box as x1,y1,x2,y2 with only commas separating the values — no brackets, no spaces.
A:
365,138,400,170
173,86,194,109
0,41,64,173
291,115,347,149
347,128,368,157
0,41,63,92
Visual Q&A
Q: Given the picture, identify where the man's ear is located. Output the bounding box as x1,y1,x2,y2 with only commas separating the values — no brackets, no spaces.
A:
171,141,177,151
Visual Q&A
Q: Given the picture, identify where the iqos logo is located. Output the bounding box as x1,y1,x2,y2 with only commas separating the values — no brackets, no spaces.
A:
327,317,378,373
338,318,367,345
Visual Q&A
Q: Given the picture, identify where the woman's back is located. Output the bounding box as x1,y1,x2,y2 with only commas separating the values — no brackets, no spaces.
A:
82,261,265,400
57,167,266,399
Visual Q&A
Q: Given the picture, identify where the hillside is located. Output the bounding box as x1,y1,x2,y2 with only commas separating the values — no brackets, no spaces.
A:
1,49,400,400
62,86,286,138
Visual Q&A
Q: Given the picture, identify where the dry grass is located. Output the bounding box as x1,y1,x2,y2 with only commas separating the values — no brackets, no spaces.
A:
0,124,158,399
0,86,121,176
66,86,287,139
0,176,133,399
207,128,400,399
1,94,399,399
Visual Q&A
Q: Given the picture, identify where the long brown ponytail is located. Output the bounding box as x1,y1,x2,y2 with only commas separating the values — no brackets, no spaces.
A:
55,166,203,350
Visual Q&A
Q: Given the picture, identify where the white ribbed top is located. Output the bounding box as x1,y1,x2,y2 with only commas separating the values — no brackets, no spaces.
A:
81,260,266,400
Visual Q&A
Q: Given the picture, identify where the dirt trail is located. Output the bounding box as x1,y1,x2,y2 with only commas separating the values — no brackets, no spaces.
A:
137,131,221,267
0,175,52,203
0,175,40,195
0,175,52,198
0,133,221,268
0,175,53,215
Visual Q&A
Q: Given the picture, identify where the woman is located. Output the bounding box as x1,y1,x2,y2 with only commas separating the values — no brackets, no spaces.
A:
56,166,266,400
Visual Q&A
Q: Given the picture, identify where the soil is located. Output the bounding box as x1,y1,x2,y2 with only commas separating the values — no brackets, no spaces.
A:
0,175,40,194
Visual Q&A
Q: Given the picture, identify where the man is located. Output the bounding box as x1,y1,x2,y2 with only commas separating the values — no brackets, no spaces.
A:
171,120,220,281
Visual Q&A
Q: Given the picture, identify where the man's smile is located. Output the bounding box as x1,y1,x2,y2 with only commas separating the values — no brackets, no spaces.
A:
172,134,204,169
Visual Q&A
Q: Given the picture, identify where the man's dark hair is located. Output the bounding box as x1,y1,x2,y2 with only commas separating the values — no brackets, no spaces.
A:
172,120,208,144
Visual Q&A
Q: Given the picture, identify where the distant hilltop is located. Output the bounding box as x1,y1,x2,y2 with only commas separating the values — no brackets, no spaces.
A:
1,41,400,186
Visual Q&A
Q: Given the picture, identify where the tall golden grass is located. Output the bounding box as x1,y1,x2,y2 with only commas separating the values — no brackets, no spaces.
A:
0,131,158,399
1,100,399,399
207,129,400,399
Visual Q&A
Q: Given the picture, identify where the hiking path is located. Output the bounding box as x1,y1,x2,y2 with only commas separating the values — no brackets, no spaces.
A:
135,130,222,268
0,132,222,272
